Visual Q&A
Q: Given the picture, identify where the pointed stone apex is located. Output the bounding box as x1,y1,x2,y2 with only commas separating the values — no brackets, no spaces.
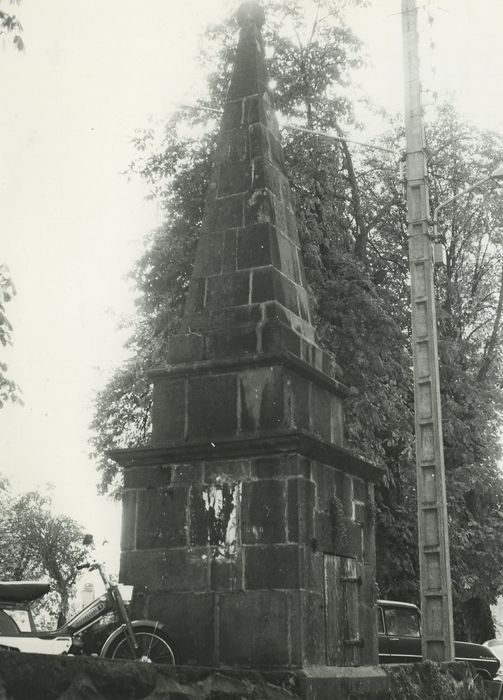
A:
236,2,265,29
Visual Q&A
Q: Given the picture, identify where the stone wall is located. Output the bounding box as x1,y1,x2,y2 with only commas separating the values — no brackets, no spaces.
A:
0,653,496,700
120,446,377,668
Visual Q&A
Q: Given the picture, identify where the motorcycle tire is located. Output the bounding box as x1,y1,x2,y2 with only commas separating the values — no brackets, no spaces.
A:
102,625,176,664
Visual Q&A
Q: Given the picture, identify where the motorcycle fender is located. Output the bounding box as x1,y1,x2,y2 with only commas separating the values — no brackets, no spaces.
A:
100,619,166,658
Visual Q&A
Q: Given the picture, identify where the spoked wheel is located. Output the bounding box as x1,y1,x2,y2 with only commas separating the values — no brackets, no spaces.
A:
103,626,176,664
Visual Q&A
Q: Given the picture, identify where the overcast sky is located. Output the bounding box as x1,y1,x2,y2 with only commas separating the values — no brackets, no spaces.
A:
1,0,502,568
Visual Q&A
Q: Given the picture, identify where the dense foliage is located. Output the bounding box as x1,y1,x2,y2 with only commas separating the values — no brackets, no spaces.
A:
0,0,23,50
0,265,21,407
1,1,24,406
91,1,503,641
0,479,87,625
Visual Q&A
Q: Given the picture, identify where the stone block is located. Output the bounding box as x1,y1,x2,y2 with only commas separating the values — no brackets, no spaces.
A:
136,487,188,549
120,549,207,592
217,161,251,197
180,310,211,333
204,193,244,231
245,94,262,126
217,128,249,163
261,322,301,358
287,478,315,544
314,511,333,553
353,477,367,502
222,228,237,272
185,277,206,313
226,33,268,101
206,271,250,310
273,271,300,316
218,591,290,666
210,303,262,329
251,267,274,302
121,490,137,551
269,130,286,171
167,333,204,364
192,232,224,277
205,328,259,359
301,590,326,664
304,548,324,592
284,205,299,241
239,366,284,432
297,290,311,322
119,549,177,596
331,395,345,445
151,378,187,444
245,189,275,226
237,223,273,269
251,158,283,199
172,463,203,486
148,591,215,666
250,453,308,479
187,373,238,441
123,464,173,490
189,482,239,549
249,122,271,162
244,545,300,589
342,474,354,517
210,550,244,591
272,231,302,285
221,99,244,130
204,458,250,482
354,502,366,524
313,462,339,514
242,480,286,544
310,384,332,442
290,374,311,433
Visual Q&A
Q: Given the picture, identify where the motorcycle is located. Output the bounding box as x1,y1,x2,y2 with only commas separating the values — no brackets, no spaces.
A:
0,536,176,664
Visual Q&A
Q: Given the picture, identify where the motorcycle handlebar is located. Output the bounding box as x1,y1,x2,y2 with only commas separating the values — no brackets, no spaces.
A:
76,563,90,570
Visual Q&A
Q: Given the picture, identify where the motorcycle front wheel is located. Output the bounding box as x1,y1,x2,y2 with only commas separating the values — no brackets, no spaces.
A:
103,626,176,664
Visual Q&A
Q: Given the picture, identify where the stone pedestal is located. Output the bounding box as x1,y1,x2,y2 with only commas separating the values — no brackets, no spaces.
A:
116,428,380,670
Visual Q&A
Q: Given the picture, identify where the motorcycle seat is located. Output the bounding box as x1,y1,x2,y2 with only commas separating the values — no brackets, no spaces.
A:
0,581,50,603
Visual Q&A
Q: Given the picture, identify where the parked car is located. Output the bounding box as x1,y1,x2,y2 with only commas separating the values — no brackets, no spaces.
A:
483,639,503,680
378,600,500,679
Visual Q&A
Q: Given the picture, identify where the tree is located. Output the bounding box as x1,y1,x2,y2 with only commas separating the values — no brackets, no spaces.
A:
0,480,87,625
1,0,24,407
91,4,503,640
0,265,21,407
0,0,23,51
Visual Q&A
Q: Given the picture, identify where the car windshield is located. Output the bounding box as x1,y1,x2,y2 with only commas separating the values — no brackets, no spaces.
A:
384,607,420,637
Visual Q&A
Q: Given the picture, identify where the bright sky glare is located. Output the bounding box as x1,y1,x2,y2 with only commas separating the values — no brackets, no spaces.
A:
0,0,502,570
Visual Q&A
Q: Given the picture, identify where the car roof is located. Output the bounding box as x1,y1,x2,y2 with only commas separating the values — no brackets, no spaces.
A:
378,599,419,610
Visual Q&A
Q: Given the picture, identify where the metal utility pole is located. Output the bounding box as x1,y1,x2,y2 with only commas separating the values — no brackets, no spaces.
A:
401,0,454,661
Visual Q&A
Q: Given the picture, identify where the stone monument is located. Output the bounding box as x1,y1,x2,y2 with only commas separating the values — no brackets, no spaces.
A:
110,3,384,696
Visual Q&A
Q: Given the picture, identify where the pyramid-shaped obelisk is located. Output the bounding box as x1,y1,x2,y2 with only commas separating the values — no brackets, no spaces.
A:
111,2,380,680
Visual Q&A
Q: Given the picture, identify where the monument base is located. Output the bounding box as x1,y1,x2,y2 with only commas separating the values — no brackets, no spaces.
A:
0,651,486,700
263,666,388,700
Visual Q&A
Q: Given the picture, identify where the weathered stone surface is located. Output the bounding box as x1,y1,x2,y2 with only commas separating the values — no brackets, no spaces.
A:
121,490,137,551
187,374,238,441
136,488,188,549
120,550,208,593
244,545,301,589
218,591,291,666
123,465,173,490
152,378,186,443
241,479,286,544
148,592,215,666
